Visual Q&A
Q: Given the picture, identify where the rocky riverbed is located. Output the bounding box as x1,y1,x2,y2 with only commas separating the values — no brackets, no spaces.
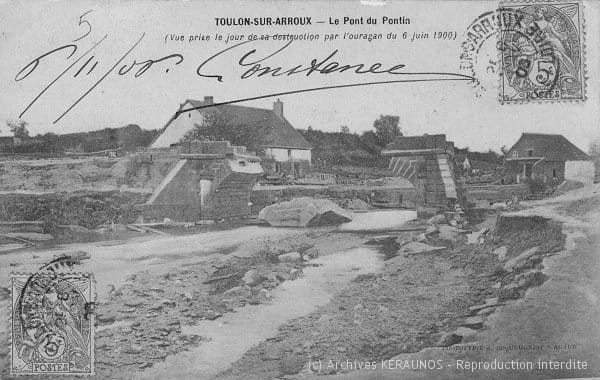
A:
0,201,578,379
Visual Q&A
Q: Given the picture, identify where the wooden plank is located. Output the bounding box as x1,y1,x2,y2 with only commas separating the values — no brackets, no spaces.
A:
0,233,36,245
126,225,147,233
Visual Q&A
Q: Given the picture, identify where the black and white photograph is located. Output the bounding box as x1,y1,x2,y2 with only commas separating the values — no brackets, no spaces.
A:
0,0,599,378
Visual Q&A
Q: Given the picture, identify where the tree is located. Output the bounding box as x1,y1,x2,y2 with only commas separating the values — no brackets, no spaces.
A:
373,115,401,146
181,110,265,151
340,125,350,134
360,130,381,154
7,119,30,139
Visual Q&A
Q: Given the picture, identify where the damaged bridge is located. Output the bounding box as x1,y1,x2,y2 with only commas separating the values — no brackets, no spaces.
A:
139,141,263,222
382,134,466,206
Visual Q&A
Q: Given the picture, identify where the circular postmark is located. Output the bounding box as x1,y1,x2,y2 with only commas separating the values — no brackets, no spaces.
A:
461,3,583,102
499,4,582,102
460,11,500,97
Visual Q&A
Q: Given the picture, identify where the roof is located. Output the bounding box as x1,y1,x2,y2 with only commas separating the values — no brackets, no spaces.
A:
158,99,312,150
507,133,591,161
386,134,448,151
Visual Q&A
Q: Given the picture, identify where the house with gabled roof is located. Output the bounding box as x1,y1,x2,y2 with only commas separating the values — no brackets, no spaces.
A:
504,133,594,185
149,97,312,177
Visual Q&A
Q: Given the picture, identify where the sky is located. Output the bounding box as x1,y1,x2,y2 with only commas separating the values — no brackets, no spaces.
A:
0,0,598,152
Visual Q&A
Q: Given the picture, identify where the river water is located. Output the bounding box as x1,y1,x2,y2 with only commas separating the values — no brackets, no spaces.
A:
139,210,416,379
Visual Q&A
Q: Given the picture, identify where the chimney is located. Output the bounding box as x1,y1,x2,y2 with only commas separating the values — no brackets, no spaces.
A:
204,96,214,105
273,99,283,118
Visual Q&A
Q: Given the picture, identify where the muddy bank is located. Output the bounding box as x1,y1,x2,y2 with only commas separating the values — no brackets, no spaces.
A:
216,213,565,379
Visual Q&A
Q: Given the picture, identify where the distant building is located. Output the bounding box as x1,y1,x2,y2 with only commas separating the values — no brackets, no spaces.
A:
504,133,594,184
150,97,312,178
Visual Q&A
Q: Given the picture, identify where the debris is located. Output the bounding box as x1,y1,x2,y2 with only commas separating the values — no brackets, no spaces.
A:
195,220,215,225
303,247,319,260
463,316,484,328
126,224,147,233
476,307,496,315
428,214,447,225
278,251,302,262
485,297,499,306
468,304,489,313
258,197,352,227
399,242,445,255
504,247,539,272
452,327,479,340
2,232,53,241
202,273,238,284
490,202,507,210
439,332,462,346
242,269,265,286
346,198,369,211
438,225,466,241
143,226,170,236
54,250,91,263
493,246,507,261
413,233,427,242
425,225,438,235
0,233,36,246
204,310,222,320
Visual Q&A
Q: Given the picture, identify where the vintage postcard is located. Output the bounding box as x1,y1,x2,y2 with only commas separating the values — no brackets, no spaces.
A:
0,0,599,379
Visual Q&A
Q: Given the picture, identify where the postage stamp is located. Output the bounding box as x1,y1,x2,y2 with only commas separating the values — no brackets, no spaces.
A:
10,271,96,376
498,0,585,103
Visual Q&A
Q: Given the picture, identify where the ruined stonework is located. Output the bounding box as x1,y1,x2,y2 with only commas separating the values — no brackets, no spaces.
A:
383,134,467,206
139,141,262,222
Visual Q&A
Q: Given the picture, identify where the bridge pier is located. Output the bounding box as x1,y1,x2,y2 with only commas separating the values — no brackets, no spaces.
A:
382,135,466,207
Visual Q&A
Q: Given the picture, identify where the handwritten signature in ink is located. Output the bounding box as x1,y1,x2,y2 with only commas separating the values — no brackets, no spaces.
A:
15,10,475,124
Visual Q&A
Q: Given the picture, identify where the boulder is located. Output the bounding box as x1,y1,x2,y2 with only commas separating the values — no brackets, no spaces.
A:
439,332,462,346
278,251,302,262
452,327,479,341
347,198,369,211
303,247,320,260
485,297,500,306
425,225,439,235
413,233,427,242
493,246,507,262
242,269,265,286
428,214,447,225
258,197,352,227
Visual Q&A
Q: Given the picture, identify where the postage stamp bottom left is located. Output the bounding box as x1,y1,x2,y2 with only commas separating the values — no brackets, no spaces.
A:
10,273,95,375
